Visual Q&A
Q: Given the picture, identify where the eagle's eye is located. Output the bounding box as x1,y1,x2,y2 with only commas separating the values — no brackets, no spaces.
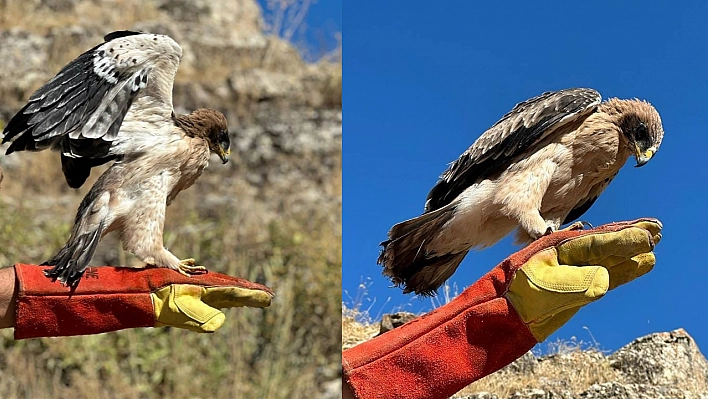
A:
218,129,229,141
637,121,648,138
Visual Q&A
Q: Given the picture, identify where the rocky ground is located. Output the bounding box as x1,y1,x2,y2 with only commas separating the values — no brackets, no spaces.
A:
344,311,708,399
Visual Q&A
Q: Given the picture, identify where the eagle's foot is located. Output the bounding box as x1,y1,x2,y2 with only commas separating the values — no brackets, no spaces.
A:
177,258,207,276
538,220,590,238
561,220,592,232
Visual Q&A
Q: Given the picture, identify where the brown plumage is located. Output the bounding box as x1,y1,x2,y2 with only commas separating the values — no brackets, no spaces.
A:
379,88,664,296
2,31,231,286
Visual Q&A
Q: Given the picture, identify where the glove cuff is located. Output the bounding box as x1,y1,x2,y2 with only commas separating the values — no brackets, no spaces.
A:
14,263,155,339
343,264,537,399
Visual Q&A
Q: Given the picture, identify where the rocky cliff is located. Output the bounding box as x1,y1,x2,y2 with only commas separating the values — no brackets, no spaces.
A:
456,328,708,399
343,311,708,399
0,0,341,222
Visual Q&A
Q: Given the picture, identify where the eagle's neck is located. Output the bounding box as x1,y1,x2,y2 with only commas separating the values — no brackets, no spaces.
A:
172,113,202,139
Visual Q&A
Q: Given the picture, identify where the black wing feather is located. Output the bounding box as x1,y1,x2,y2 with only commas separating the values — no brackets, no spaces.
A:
424,88,602,213
104,30,142,42
1,31,178,189
563,196,598,225
2,32,148,160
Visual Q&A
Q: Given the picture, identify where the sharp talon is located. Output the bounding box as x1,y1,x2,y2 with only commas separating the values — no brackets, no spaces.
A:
560,221,589,232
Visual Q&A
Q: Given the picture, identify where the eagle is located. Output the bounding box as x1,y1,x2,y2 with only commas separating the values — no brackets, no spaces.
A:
378,88,664,296
2,31,231,287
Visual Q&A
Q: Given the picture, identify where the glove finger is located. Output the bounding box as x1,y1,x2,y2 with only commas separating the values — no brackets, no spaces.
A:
216,276,275,296
608,252,656,291
601,218,662,230
631,220,662,245
556,226,655,268
201,286,274,309
173,285,226,332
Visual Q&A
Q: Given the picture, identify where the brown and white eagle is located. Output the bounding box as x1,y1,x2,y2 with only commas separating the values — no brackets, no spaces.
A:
2,31,231,287
378,88,664,296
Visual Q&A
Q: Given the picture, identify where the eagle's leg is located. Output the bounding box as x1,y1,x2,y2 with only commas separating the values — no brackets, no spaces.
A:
518,210,555,241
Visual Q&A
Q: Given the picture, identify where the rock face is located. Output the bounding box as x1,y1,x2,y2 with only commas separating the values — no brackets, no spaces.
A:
378,311,418,335
609,329,708,392
456,329,708,399
0,0,341,227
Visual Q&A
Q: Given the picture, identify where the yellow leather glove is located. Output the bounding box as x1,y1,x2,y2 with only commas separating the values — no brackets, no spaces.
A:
506,219,662,341
152,283,273,332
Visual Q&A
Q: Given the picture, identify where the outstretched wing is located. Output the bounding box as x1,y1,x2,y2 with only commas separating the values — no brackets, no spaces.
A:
424,88,602,213
1,31,182,186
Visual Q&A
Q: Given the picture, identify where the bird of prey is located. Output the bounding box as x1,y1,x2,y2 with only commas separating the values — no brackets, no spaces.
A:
378,88,664,296
2,31,231,287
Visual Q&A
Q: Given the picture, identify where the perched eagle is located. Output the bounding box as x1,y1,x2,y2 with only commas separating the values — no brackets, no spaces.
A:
2,31,231,287
378,88,664,296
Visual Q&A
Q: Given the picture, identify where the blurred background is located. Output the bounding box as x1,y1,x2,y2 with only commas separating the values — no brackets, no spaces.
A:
0,0,341,398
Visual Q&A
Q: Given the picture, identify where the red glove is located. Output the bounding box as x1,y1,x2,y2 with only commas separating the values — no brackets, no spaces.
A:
14,263,274,339
343,219,661,399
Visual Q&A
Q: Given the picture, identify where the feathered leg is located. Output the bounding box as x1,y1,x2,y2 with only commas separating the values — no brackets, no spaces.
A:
121,184,206,276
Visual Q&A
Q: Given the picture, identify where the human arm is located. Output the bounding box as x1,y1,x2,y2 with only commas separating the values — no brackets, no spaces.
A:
1,263,272,338
343,219,662,399
0,266,16,329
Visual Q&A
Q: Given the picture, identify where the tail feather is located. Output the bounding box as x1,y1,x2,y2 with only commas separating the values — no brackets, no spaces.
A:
378,202,467,296
396,251,469,296
43,221,105,287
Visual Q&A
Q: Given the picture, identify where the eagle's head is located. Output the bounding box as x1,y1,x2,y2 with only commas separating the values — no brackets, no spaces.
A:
178,108,231,164
616,100,664,168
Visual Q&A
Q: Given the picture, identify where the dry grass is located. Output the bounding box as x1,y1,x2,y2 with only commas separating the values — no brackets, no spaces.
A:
342,306,622,399
456,346,620,398
0,185,341,398
0,132,342,399
342,305,378,351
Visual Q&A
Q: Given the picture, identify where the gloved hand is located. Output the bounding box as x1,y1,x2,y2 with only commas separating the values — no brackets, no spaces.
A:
343,218,661,399
14,263,273,339
507,219,661,341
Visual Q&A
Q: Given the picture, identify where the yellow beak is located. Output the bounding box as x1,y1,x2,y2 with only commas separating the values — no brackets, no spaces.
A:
635,148,654,167
219,148,231,164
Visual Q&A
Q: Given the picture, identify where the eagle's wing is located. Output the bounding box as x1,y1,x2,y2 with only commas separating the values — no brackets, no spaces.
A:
2,30,182,186
562,170,617,225
424,88,602,213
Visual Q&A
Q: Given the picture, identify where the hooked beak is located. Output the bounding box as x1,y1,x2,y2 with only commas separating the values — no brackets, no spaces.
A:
218,147,230,164
635,147,654,168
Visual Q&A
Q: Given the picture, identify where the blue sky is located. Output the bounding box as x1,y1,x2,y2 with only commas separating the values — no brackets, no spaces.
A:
344,1,708,353
256,0,342,61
